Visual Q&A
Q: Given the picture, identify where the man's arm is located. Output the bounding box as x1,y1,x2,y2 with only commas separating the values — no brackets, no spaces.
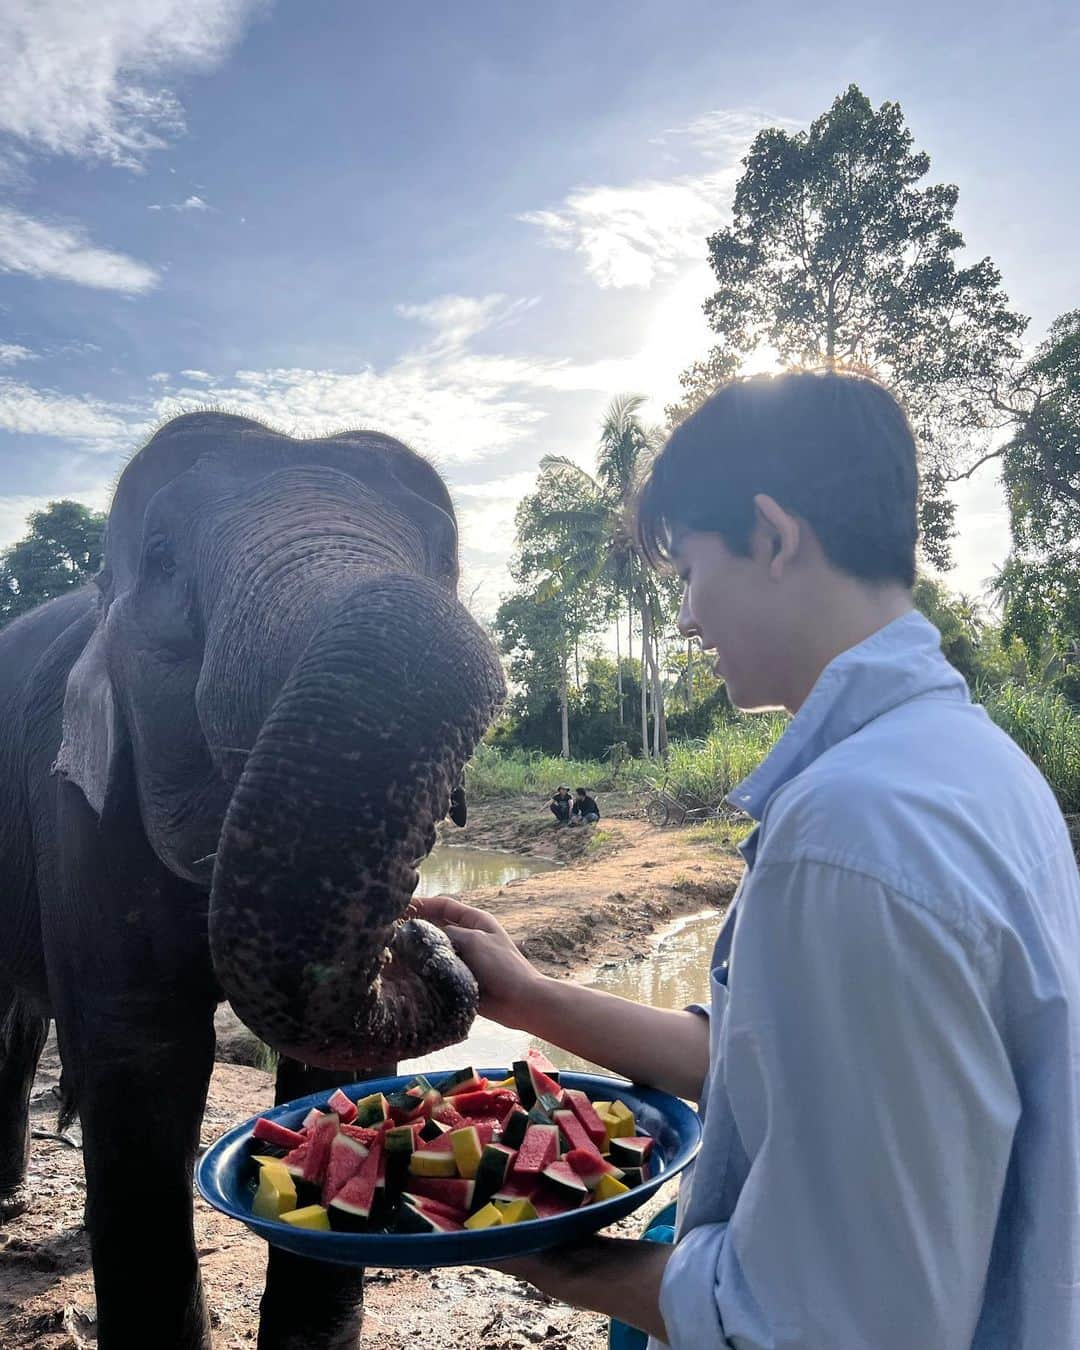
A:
658,859,1019,1349
412,894,711,1102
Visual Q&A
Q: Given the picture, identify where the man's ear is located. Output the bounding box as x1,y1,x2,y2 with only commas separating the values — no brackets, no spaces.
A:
54,624,127,818
753,494,800,579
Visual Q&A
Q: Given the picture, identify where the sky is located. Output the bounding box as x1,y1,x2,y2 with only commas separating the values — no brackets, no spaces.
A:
1,0,1078,618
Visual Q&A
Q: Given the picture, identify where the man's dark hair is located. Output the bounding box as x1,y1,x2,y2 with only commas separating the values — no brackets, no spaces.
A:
575,787,587,796
634,369,918,587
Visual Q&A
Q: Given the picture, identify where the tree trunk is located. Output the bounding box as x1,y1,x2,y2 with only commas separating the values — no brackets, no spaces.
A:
574,637,580,689
615,605,624,725
639,599,650,758
685,639,694,711
648,626,663,760
559,632,570,759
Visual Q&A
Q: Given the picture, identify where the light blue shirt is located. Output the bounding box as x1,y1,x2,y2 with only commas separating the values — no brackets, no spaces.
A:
655,611,1080,1350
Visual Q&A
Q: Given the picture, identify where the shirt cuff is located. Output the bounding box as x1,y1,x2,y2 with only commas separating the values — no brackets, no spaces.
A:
686,1002,711,1019
658,1221,730,1349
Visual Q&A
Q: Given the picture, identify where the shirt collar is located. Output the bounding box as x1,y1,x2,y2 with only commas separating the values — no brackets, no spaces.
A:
729,610,968,845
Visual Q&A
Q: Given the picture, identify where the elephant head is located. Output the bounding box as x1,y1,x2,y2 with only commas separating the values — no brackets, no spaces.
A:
56,412,505,1067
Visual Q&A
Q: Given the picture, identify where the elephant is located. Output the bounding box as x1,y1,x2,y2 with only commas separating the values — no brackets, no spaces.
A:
0,411,505,1349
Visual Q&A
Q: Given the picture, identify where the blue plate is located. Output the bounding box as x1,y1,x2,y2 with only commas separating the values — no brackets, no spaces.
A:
196,1067,700,1267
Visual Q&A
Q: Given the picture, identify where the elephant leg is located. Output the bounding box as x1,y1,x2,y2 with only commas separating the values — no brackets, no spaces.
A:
257,1058,396,1350
0,987,49,1222
56,990,217,1349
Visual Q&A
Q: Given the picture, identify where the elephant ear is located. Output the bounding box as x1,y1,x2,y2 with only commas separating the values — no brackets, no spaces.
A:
54,624,126,817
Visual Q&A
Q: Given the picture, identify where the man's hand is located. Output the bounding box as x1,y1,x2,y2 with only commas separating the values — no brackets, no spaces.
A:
480,1234,672,1342
412,895,544,1030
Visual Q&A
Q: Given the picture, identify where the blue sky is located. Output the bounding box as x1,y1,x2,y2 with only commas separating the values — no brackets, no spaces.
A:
1,0,1077,615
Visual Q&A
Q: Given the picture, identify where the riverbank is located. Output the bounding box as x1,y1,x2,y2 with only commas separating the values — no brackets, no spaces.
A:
3,801,742,1349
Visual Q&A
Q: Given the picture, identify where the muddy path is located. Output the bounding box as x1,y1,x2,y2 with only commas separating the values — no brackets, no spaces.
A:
2,799,742,1348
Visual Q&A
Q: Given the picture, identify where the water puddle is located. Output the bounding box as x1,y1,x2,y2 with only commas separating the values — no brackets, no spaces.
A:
414,841,561,896
401,856,720,1079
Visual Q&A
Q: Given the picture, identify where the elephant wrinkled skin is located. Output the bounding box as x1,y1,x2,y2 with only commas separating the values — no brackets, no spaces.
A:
0,412,504,1349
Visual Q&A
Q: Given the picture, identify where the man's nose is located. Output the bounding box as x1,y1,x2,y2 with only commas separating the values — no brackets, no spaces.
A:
677,590,698,640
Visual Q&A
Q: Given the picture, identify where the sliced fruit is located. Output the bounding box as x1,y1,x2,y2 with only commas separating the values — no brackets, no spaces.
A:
473,1143,517,1210
431,1100,468,1130
302,1113,340,1184
540,1159,589,1206
420,1116,451,1142
552,1109,602,1158
352,1092,390,1127
280,1204,331,1230
531,1182,578,1219
340,1123,380,1147
409,1146,458,1177
252,1117,307,1150
563,1089,609,1151
386,1089,426,1124
526,1047,561,1081
455,1117,497,1147
277,1142,311,1180
439,1066,483,1096
609,1136,654,1167
512,1124,559,1176
407,1176,476,1211
500,1105,530,1149
449,1126,483,1180
326,1088,358,1124
396,1199,463,1233
494,1197,538,1225
563,1148,625,1189
403,1193,467,1222
328,1137,383,1223
619,1166,648,1188
529,1064,565,1113
322,1132,370,1204
448,1088,516,1117
251,1161,297,1219
594,1173,631,1201
464,1201,504,1229
493,1173,538,1204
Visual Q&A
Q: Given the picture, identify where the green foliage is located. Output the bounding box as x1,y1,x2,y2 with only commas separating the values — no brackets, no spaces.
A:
994,309,1080,692
0,499,106,628
464,742,639,800
659,717,787,806
978,682,1080,814
671,85,1027,566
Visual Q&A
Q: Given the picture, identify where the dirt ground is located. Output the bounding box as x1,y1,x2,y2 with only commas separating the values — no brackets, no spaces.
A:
1,798,743,1349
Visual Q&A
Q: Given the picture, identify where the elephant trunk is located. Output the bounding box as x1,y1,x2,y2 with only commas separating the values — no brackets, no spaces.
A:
207,574,504,1069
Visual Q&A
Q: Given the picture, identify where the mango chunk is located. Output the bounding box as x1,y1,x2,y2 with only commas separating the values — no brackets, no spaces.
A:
409,1150,458,1177
450,1126,483,1180
252,1161,298,1219
280,1204,331,1230
494,1198,539,1224
594,1173,631,1201
464,1202,505,1230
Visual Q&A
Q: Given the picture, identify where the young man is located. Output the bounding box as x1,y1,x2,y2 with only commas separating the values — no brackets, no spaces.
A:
417,371,1080,1349
569,786,600,825
547,784,572,824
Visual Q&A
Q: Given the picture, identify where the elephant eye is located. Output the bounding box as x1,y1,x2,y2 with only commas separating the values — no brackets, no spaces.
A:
146,537,176,577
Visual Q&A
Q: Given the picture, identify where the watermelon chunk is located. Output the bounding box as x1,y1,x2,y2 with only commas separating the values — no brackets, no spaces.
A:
526,1047,561,1081
493,1172,539,1204
302,1113,340,1184
303,1106,325,1129
448,1088,516,1117
352,1092,389,1127
439,1066,484,1096
563,1089,609,1151
512,1124,559,1176
500,1105,529,1149
540,1158,589,1205
564,1148,625,1190
407,1175,476,1211
529,1064,565,1109
278,1141,310,1180
326,1088,358,1124
340,1122,380,1147
396,1199,463,1233
328,1138,382,1224
431,1100,468,1130
553,1109,602,1158
321,1132,369,1204
609,1136,654,1167
402,1192,467,1222
386,1089,426,1124
473,1143,517,1211
455,1117,497,1147
530,1181,578,1219
252,1117,307,1150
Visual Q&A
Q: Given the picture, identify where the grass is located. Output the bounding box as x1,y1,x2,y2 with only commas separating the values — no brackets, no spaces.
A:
979,682,1080,815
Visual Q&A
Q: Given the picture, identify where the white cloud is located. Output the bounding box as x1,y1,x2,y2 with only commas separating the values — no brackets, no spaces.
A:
147,203,163,211
173,194,210,211
0,206,158,292
148,371,171,383
520,107,793,289
396,294,534,352
520,173,733,289
0,378,135,449
0,0,261,169
179,368,213,381
0,343,35,365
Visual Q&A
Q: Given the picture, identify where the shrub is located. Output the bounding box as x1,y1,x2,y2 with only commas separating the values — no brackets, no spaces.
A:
979,681,1080,814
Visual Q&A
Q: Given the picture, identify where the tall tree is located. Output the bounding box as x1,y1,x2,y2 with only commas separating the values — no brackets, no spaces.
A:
0,499,106,628
670,85,1027,566
990,309,1080,692
529,396,676,756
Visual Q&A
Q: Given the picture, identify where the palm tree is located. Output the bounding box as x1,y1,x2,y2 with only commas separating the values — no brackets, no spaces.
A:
531,395,674,757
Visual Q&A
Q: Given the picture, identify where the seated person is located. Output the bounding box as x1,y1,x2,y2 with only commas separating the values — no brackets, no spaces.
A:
547,784,572,824
570,787,600,825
